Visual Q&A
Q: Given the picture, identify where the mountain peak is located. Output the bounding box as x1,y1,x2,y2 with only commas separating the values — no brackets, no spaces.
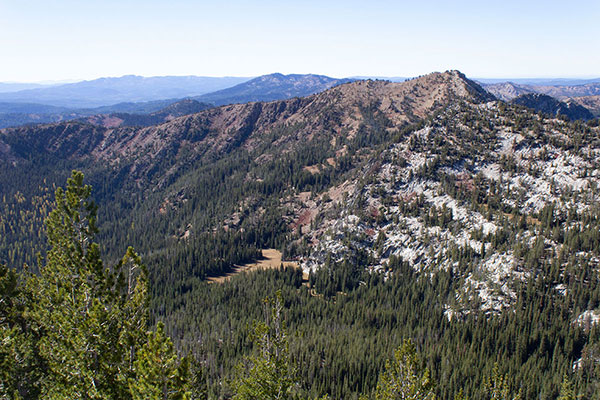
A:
0,70,496,170
195,73,353,106
317,70,494,124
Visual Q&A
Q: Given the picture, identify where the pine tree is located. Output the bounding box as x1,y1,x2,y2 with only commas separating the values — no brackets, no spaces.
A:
190,359,209,400
25,171,152,399
0,263,42,400
0,264,20,398
116,247,151,389
454,389,467,400
483,364,521,400
129,322,191,400
232,291,297,400
0,170,192,399
372,339,436,400
30,171,116,397
557,374,575,400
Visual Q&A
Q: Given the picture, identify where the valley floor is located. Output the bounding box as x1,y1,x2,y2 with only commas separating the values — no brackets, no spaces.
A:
206,248,305,283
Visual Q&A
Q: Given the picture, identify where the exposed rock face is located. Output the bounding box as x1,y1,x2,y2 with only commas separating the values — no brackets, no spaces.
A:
291,99,600,314
511,93,594,120
3,69,599,317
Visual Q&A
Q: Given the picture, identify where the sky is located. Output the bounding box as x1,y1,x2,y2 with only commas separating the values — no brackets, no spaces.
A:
1,0,599,82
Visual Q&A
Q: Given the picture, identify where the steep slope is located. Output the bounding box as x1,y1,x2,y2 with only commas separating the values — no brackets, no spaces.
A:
0,70,492,181
511,93,594,120
7,69,599,318
0,70,493,275
195,73,354,106
290,99,600,314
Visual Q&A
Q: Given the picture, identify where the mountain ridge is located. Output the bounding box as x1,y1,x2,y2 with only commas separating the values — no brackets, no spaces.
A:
2,69,600,397
3,69,599,321
0,73,358,129
80,99,213,128
0,75,252,108
485,81,600,101
511,93,594,121
3,69,600,321
0,70,493,173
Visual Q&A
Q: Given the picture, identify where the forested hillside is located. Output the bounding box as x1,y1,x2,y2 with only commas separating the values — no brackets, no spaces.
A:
1,71,600,398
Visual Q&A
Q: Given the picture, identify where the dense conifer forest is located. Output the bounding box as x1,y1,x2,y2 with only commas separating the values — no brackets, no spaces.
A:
2,73,600,398
1,171,598,399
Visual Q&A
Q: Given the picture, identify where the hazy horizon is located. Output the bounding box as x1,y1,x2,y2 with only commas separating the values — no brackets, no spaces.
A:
1,0,598,82
3,72,600,86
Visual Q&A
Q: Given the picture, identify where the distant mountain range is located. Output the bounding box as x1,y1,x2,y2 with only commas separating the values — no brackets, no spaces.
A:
0,83,55,93
476,77,600,86
0,75,252,108
0,99,188,129
0,74,354,128
572,95,600,117
1,73,598,130
480,81,600,120
483,81,600,101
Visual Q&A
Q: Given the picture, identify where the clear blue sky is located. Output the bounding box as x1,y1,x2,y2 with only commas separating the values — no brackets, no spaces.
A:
1,0,598,82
